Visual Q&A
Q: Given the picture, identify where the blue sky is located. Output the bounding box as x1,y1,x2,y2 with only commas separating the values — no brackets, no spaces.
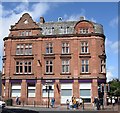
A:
0,1,119,81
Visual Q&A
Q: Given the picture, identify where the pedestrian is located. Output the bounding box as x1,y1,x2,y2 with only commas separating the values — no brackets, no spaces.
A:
76,98,79,109
69,100,73,109
93,97,98,110
108,98,111,105
73,97,77,110
112,97,115,106
51,97,55,108
79,97,83,106
66,99,70,109
15,96,19,105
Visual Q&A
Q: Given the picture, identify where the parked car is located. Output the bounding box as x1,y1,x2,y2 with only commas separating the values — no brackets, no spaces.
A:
0,100,6,108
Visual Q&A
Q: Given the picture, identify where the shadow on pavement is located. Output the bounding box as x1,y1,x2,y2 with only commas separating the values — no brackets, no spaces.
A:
1,108,39,113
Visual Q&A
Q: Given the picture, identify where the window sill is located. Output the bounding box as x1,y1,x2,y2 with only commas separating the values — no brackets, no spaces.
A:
44,73,54,75
60,73,71,75
43,53,55,56
60,54,71,58
43,54,55,59
14,55,34,59
79,53,90,55
80,73,91,75
15,54,33,56
14,73,34,75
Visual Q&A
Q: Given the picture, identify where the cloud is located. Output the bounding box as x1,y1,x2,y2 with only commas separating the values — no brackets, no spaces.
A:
1,2,50,37
90,17,96,23
63,8,86,21
109,17,118,28
0,2,50,70
106,70,114,82
14,2,29,13
106,66,118,82
30,3,49,20
111,41,120,53
105,38,119,54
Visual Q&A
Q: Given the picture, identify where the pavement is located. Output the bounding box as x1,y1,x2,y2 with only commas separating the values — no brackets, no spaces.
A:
3,103,119,112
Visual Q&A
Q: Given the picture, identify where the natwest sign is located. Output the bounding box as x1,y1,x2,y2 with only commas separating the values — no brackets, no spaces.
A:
41,79,55,84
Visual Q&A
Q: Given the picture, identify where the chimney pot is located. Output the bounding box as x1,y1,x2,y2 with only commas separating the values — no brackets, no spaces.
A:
80,16,85,21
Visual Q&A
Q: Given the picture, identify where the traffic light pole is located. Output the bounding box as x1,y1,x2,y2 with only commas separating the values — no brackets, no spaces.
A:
48,88,50,108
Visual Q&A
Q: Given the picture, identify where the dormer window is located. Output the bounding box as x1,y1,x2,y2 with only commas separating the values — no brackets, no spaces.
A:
20,31,32,36
80,28,89,34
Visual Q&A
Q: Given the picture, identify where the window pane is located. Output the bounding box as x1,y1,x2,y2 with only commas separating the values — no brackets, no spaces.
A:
50,47,53,53
46,47,49,53
82,47,84,53
62,47,65,53
20,66,23,73
20,48,24,55
82,65,84,72
24,66,27,73
12,89,21,97
16,66,19,73
62,65,65,73
66,47,69,53
46,61,49,64
46,66,49,73
28,62,31,65
86,65,89,72
28,66,31,73
66,66,69,72
16,62,19,65
80,89,90,96
85,47,88,53
50,66,53,73
28,89,35,97
82,60,84,64
61,89,72,96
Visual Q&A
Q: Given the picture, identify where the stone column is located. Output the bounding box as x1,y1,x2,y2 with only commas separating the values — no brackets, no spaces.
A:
54,80,60,106
92,79,98,102
2,84,5,99
21,80,27,105
35,80,42,105
5,79,10,100
73,80,79,98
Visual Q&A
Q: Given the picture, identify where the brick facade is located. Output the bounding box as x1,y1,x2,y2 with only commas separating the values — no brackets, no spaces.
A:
2,13,106,106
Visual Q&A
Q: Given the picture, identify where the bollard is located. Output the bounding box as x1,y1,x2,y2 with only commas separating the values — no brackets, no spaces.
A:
33,100,35,107
82,99,84,110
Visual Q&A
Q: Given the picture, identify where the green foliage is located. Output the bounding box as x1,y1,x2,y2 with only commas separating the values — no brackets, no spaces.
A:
108,78,120,97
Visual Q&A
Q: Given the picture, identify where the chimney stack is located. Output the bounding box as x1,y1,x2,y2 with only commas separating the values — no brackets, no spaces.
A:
40,17,45,24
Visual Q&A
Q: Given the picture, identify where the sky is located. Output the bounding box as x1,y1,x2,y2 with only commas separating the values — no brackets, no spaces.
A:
0,1,119,82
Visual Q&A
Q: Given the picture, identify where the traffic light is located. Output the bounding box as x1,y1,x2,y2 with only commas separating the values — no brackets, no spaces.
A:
100,84,104,92
49,85,52,90
106,84,110,92
46,86,48,92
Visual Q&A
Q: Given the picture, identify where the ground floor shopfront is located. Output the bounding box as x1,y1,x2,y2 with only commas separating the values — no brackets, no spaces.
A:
2,79,106,105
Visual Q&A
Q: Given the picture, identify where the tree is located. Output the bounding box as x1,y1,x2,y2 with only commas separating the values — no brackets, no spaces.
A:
108,78,120,97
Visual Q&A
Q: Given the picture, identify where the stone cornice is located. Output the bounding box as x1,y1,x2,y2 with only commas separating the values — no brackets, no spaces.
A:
3,33,105,41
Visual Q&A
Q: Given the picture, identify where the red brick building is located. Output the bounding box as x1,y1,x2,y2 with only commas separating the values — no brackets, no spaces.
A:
2,13,106,105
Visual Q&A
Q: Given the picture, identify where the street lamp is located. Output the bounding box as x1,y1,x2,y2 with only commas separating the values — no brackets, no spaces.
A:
45,84,52,108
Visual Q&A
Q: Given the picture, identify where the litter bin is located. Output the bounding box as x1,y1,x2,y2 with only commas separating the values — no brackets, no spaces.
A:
6,99,13,106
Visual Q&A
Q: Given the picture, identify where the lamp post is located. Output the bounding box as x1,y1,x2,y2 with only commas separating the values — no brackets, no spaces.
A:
45,84,52,108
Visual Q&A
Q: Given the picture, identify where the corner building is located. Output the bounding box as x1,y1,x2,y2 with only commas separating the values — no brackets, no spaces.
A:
2,13,106,105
